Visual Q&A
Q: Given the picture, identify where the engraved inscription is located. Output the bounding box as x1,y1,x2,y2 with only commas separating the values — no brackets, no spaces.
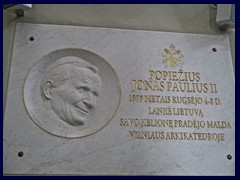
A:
119,42,232,145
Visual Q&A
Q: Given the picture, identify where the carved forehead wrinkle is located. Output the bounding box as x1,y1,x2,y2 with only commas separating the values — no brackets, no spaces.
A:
71,67,102,90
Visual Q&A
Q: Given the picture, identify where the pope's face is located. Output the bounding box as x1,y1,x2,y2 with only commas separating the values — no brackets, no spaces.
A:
49,67,101,126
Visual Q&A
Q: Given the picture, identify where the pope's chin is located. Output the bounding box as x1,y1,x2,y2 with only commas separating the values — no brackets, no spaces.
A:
65,109,91,126
63,116,88,126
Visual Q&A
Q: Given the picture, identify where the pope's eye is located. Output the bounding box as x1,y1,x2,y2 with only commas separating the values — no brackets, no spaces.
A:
78,86,90,92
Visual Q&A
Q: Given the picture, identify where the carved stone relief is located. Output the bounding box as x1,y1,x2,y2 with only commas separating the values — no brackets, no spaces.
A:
23,48,121,138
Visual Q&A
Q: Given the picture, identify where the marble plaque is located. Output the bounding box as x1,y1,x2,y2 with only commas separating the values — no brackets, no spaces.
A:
4,23,235,175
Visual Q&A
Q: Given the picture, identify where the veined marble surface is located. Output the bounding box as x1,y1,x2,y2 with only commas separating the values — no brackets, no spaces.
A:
3,23,235,175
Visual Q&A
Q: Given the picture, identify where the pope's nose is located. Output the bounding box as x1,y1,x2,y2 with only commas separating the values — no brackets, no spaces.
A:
82,99,93,110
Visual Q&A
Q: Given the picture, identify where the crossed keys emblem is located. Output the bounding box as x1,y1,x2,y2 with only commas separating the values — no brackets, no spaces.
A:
162,43,184,69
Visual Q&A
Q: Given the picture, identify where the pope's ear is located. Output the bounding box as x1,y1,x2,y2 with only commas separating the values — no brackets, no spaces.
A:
42,80,53,100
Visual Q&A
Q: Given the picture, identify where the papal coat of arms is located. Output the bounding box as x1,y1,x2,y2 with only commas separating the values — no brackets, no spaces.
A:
162,43,184,69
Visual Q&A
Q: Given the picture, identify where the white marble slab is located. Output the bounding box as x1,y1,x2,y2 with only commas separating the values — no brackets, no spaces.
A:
3,23,235,175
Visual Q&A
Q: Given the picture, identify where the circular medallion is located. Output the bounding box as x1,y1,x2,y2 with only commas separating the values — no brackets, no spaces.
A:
24,48,121,138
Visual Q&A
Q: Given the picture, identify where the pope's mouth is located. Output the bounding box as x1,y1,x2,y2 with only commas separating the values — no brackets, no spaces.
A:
75,107,89,117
